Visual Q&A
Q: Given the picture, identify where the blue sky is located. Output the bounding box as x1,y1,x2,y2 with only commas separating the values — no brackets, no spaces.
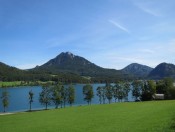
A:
0,0,175,70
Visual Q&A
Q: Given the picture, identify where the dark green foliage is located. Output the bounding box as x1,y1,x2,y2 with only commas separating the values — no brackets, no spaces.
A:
39,85,52,110
156,80,166,94
141,80,156,101
164,78,175,99
96,86,107,104
1,90,9,112
105,84,113,104
0,61,89,84
83,84,94,105
96,86,103,104
67,85,75,106
29,90,34,111
132,80,143,101
51,84,62,108
113,81,130,102
156,78,175,99
61,86,67,108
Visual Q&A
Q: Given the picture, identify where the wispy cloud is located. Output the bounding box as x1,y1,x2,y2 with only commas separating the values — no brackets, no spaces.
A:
138,49,155,54
108,20,130,33
134,1,161,17
139,7,160,17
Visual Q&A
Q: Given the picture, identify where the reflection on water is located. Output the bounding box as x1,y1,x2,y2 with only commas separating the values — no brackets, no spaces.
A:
0,84,134,112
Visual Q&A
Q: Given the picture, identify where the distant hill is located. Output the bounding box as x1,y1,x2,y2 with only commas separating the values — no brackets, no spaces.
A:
121,63,153,77
148,63,175,79
33,52,122,78
0,62,27,81
1,52,175,82
0,61,89,83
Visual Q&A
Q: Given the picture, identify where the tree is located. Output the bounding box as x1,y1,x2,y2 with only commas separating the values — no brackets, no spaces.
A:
123,81,130,102
51,84,62,109
29,90,34,111
164,78,175,99
96,86,103,104
141,80,156,101
1,90,9,112
67,85,75,106
60,85,68,108
132,80,143,101
105,84,113,104
102,86,106,104
113,81,130,102
39,85,52,110
83,84,94,105
156,80,166,94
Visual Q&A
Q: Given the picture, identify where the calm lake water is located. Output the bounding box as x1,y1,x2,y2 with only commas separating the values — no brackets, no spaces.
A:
0,84,134,112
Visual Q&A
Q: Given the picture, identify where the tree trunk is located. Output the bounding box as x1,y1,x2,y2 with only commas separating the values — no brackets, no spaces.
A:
3,106,6,113
29,102,31,111
45,103,48,110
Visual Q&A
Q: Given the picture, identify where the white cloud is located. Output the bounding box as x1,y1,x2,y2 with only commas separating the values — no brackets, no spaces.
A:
138,49,155,54
15,64,38,69
139,6,160,17
134,1,161,17
108,20,130,33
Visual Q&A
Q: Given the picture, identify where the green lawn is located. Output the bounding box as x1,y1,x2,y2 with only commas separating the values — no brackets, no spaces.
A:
0,81,22,87
0,101,175,132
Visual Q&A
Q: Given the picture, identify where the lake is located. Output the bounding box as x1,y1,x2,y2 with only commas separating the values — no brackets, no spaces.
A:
0,84,135,112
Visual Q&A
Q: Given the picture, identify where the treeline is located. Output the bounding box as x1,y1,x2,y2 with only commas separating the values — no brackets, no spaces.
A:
1,78,175,112
0,62,139,83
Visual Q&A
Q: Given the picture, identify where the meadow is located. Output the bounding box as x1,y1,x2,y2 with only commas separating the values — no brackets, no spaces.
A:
0,100,175,132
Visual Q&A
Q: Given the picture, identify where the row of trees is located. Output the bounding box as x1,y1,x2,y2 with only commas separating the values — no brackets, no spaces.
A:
38,84,75,110
1,78,175,112
83,78,175,105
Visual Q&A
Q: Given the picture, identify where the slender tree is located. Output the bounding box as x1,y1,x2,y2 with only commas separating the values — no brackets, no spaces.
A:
83,84,94,105
39,85,52,110
102,86,106,104
29,90,34,111
96,86,103,104
67,85,75,106
105,84,113,104
61,85,67,108
51,84,62,109
1,90,9,113
123,81,130,102
113,85,118,102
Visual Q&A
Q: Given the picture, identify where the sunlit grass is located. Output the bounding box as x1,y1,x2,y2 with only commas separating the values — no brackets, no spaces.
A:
0,100,175,132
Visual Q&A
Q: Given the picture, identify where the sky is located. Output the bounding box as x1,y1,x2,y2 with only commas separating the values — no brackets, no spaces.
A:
0,0,175,70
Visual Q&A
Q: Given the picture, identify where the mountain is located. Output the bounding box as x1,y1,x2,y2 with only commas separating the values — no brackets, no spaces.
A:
148,63,175,79
121,63,153,77
0,62,27,81
33,52,122,78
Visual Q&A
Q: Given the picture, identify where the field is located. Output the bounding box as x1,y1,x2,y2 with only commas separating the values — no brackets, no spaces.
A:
0,81,22,87
0,101,175,132
0,81,55,88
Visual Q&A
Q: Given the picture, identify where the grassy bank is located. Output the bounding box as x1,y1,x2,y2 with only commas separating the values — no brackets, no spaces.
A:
0,81,56,88
0,101,175,132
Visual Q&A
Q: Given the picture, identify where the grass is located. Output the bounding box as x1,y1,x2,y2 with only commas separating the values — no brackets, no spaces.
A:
0,81,22,87
0,81,55,88
0,100,175,132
